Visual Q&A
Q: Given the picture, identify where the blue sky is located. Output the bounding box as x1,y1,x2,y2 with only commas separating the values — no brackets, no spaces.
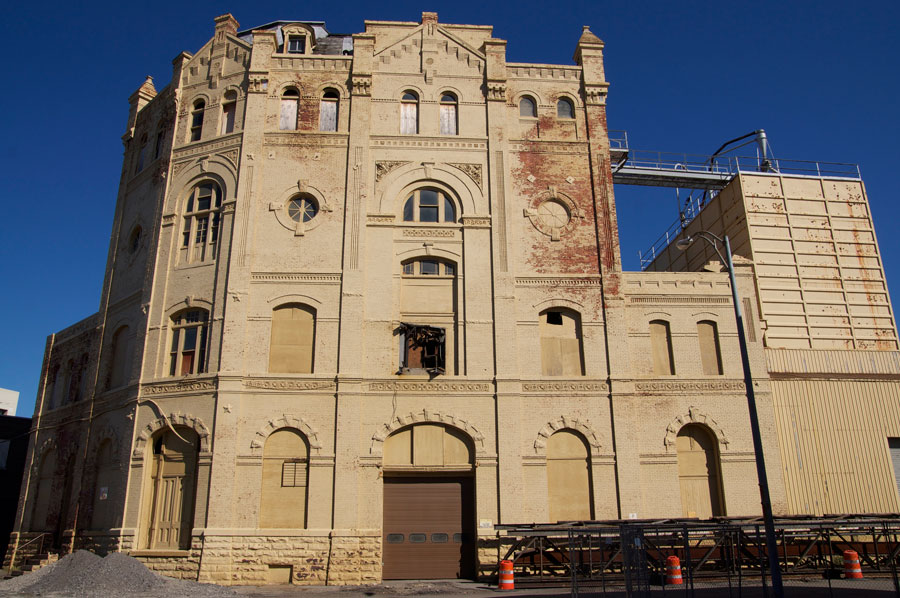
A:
1,0,898,417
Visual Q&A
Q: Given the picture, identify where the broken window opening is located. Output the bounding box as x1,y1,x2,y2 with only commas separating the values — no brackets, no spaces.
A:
398,323,445,376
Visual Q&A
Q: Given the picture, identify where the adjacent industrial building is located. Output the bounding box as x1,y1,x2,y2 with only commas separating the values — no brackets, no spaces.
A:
4,12,899,585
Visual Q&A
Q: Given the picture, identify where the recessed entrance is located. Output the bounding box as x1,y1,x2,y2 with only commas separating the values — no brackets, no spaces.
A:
381,423,476,579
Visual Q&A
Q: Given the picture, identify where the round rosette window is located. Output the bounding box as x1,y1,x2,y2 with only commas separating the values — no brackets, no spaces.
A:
525,193,581,241
287,195,319,223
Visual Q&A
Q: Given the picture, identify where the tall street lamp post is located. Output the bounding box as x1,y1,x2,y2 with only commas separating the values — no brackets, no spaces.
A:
675,231,784,598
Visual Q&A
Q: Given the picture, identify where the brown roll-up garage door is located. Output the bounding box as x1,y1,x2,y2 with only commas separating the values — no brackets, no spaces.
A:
383,477,475,579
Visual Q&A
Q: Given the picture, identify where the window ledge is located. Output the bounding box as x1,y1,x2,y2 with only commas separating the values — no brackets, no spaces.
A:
128,549,191,558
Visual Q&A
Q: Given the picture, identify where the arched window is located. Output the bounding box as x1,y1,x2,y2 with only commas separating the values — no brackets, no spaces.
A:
31,448,56,531
143,429,198,549
650,319,675,375
189,99,205,141
181,181,222,263
547,430,593,521
402,258,455,277
136,134,148,173
46,364,61,410
169,309,209,376
269,304,316,374
697,320,723,375
400,91,418,134
540,308,584,376
154,126,166,159
128,225,143,254
402,188,456,223
519,96,537,118
90,440,118,530
557,97,575,119
108,326,132,389
221,90,237,134
439,92,458,135
319,89,339,131
677,424,725,518
65,358,82,404
260,428,309,528
280,89,299,131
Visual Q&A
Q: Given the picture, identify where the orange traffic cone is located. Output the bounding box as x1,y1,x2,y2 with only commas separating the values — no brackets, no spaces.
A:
666,555,683,585
843,550,863,579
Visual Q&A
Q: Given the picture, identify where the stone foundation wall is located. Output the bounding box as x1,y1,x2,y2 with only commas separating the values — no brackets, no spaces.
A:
195,531,381,586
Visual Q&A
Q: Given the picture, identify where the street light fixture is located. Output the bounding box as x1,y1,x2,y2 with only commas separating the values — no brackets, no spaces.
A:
677,231,784,598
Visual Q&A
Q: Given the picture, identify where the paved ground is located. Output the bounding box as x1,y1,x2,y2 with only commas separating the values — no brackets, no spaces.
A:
229,578,896,598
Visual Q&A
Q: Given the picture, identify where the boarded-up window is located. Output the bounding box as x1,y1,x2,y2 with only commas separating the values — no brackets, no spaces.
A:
383,423,473,468
650,320,675,375
108,326,132,389
540,309,584,376
31,449,56,531
221,91,237,134
547,430,593,521
144,429,198,549
260,429,308,528
439,93,457,135
697,321,723,375
676,425,724,518
400,92,418,134
279,90,299,131
269,304,315,373
319,90,338,132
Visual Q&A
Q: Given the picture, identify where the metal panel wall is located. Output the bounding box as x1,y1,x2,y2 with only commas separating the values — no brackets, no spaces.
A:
769,349,900,514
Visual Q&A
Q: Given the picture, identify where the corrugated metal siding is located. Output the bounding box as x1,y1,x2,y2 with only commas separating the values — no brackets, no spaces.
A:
767,348,900,375
772,377,900,515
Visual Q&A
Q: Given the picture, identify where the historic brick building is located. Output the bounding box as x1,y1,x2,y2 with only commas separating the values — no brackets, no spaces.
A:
5,12,899,585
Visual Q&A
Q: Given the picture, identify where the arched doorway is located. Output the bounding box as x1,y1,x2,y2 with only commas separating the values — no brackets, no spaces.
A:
676,424,725,518
142,428,199,549
382,423,475,579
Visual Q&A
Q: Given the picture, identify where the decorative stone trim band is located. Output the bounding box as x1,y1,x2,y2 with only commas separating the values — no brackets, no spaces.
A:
142,379,216,396
628,296,731,305
522,382,608,392
251,273,341,284
533,416,602,456
368,381,492,393
516,277,602,287
635,380,745,392
401,229,457,238
244,379,335,391
663,406,729,450
370,410,486,456
250,415,322,456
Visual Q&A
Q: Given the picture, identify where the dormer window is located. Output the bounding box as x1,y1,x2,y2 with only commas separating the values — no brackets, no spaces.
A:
287,35,306,54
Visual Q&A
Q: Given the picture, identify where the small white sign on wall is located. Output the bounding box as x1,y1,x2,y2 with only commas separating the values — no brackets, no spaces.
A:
479,519,493,528
99,487,109,501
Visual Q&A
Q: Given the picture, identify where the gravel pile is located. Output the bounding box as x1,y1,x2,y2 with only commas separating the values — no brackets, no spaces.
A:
0,550,238,597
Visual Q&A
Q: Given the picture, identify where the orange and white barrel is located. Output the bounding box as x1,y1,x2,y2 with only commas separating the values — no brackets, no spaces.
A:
843,550,863,579
499,559,515,590
665,555,683,585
